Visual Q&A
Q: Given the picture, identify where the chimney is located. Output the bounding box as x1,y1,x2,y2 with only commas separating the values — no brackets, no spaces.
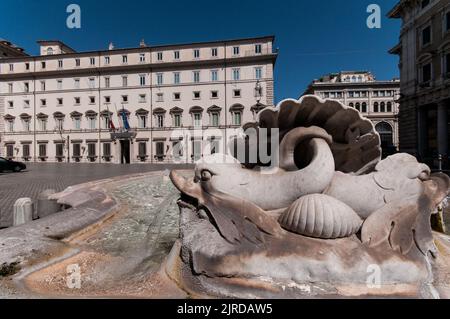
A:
108,42,114,50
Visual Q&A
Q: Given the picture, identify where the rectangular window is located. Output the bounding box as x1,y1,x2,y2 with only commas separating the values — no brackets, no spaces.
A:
88,144,96,157
211,91,218,99
88,117,97,130
122,76,128,87
9,64,14,71
174,72,180,84
74,118,81,129
103,143,111,158
446,53,450,75
24,82,29,92
140,53,146,62
39,119,47,131
174,114,181,127
233,89,241,98
39,144,47,158
25,63,30,70
6,144,13,159
89,78,95,88
211,113,219,126
157,115,164,128
104,56,110,65
40,80,46,91
173,92,181,100
193,71,200,83
157,73,163,85
7,121,14,132
24,100,30,108
193,49,200,58
193,91,201,99
211,70,218,82
122,95,128,103
56,118,64,130
140,74,146,86
233,46,240,55
74,79,80,89
138,115,147,128
156,142,165,158
233,112,242,126
192,141,202,161
41,61,46,69
41,99,46,107
211,48,218,57
8,83,13,93
422,63,432,83
138,142,147,158
74,97,80,105
105,77,110,88
422,25,431,46
58,60,63,68
157,52,163,61
7,101,13,108
446,11,450,32
193,113,202,127
90,57,95,65
255,67,262,79
57,79,63,90
174,51,180,60
255,44,262,54
75,58,80,67
139,94,146,103
156,93,164,102
23,144,30,158
233,68,240,81
89,96,95,104
57,98,63,106
23,120,30,132
56,144,64,158
104,96,111,103
122,55,128,63
73,144,81,157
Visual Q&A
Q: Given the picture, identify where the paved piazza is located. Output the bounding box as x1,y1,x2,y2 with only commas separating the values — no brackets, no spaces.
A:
0,163,192,228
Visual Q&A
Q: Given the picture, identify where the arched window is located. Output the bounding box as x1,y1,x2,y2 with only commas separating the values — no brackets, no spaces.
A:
387,102,392,113
46,47,53,55
375,122,393,148
349,102,354,108
351,76,357,82
362,102,367,113
355,103,361,112
373,102,379,113
380,102,386,113
358,75,363,82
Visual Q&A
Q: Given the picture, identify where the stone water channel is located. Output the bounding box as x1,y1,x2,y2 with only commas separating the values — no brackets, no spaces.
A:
1,171,191,298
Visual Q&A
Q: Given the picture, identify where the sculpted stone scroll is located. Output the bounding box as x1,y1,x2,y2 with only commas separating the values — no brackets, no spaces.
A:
167,95,450,298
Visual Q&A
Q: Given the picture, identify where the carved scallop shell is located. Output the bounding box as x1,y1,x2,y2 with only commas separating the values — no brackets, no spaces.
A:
234,95,381,174
279,194,363,239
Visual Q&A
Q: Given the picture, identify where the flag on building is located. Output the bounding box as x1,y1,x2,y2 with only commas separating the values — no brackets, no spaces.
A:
121,106,130,131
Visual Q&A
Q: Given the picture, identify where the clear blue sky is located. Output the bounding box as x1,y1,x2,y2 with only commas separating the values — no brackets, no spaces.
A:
0,0,401,103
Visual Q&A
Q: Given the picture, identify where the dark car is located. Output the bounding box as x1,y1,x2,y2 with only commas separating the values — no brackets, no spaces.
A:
0,157,26,172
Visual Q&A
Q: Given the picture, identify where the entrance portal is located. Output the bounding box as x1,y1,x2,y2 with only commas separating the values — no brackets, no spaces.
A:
120,140,131,164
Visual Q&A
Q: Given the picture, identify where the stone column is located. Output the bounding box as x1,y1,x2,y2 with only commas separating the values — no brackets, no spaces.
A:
437,100,449,158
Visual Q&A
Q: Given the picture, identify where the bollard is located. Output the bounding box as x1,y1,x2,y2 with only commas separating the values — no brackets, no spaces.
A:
13,198,33,226
36,189,61,219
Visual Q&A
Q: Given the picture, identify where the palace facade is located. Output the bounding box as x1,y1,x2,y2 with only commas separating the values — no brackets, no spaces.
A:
389,0,450,169
303,71,400,155
0,36,277,164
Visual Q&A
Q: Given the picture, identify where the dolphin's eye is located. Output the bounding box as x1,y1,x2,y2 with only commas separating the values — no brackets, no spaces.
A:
201,170,213,181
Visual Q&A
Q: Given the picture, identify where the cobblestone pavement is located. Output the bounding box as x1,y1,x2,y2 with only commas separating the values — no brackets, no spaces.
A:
0,163,192,228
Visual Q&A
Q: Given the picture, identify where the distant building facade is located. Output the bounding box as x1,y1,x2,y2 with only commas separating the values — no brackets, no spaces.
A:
0,39,27,59
389,0,450,169
304,71,400,153
0,36,277,164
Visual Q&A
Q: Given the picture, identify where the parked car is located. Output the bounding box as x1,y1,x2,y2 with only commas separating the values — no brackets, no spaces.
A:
0,157,26,172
